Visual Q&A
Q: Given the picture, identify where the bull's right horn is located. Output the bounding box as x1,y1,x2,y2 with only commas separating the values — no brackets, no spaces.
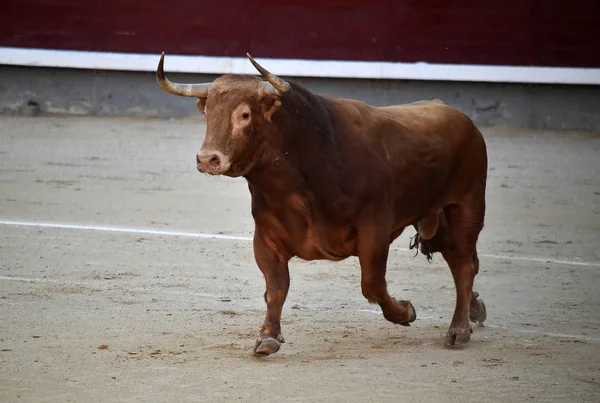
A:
156,52,211,98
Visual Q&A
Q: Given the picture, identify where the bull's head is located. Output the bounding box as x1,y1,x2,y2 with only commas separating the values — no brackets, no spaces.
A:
156,52,290,177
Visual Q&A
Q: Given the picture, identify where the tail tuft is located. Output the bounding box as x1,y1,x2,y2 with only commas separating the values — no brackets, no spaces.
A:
409,233,433,262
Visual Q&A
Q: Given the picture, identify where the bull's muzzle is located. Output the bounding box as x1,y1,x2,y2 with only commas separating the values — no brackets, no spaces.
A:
196,151,230,175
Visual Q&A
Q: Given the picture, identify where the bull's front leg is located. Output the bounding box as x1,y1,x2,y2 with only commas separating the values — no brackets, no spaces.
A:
357,222,417,326
252,231,291,357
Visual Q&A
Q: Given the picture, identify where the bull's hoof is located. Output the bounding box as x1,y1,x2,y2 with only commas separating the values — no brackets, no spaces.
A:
383,299,417,326
252,337,281,357
470,296,487,325
444,327,472,347
400,300,417,326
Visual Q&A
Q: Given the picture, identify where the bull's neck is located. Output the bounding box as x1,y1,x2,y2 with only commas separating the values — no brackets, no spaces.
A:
244,91,341,198
244,146,308,196
244,143,344,210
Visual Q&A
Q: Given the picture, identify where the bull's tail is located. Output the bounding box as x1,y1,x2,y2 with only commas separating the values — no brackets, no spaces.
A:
409,233,434,262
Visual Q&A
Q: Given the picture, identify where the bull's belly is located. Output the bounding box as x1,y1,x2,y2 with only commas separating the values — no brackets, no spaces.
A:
292,226,357,261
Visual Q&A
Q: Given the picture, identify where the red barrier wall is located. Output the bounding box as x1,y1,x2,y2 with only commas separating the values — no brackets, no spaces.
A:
1,0,598,67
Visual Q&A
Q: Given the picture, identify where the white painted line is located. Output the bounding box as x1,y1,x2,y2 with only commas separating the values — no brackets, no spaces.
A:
1,219,600,268
393,247,600,268
0,219,252,241
477,253,600,268
1,47,600,85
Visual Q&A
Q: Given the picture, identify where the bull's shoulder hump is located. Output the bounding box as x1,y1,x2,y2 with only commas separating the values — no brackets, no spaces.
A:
328,98,379,122
330,97,375,112
378,101,465,120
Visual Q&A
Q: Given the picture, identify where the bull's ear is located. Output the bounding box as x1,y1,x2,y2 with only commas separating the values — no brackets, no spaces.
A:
196,98,207,114
261,95,281,122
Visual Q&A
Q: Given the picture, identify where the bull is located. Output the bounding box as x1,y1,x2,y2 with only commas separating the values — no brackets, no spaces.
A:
156,52,488,357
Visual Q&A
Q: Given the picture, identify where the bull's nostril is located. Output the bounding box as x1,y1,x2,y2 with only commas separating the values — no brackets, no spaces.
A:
209,154,221,168
196,152,225,173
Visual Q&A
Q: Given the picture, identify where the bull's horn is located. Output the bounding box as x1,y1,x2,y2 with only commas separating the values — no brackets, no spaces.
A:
246,53,290,95
156,52,211,98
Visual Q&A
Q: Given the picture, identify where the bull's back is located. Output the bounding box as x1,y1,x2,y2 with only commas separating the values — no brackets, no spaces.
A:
379,100,473,140
376,100,487,221
327,97,486,219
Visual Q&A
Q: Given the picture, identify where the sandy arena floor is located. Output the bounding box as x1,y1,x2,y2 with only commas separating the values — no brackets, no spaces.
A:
1,116,599,402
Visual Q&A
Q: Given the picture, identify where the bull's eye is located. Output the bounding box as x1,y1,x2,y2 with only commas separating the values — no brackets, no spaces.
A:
242,113,250,119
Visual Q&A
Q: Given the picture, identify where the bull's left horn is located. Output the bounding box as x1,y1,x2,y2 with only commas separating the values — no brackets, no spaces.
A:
157,52,211,98
246,53,290,95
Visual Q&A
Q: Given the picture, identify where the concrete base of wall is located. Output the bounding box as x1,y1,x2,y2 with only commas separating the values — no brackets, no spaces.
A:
1,65,599,130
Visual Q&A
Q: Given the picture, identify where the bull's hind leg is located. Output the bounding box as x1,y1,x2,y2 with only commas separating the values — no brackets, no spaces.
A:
469,253,487,325
441,187,486,347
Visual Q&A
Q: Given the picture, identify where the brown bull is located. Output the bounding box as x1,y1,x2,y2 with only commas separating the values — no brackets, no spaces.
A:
157,52,488,357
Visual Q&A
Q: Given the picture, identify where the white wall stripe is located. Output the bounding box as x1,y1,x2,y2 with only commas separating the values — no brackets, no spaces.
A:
1,219,599,268
1,47,599,85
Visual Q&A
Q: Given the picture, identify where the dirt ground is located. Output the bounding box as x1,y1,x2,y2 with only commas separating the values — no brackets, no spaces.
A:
1,115,599,402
